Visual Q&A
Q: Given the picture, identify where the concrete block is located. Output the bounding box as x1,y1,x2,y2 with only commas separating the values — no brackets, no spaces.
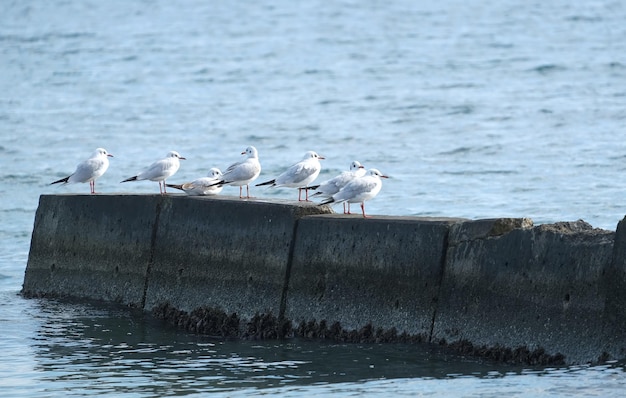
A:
23,195,625,364
433,219,615,364
448,217,534,243
603,216,626,360
143,196,332,321
22,194,159,306
286,215,465,337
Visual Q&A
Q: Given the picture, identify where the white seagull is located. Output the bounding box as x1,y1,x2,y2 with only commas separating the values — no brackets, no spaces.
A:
166,167,223,196
209,146,261,198
121,151,186,194
50,147,113,194
310,160,366,213
320,168,388,218
256,150,324,201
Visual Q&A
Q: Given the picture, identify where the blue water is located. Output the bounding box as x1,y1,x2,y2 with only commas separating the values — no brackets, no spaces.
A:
3,0,626,395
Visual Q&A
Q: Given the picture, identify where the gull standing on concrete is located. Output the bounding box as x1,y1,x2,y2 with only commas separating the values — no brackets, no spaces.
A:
256,150,324,201
320,168,388,218
120,151,186,194
209,146,261,198
50,147,113,194
310,160,366,213
166,167,223,196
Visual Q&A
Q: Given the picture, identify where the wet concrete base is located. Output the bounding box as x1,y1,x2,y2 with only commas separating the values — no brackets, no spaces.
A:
441,340,566,366
23,195,626,365
150,302,567,366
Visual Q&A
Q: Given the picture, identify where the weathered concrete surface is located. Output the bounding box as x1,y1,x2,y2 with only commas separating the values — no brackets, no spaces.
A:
143,196,332,322
22,195,626,365
603,216,626,360
432,219,616,364
286,215,465,339
22,194,159,306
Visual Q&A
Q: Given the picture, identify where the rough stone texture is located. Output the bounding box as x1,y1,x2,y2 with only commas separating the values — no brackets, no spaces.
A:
286,215,466,338
433,219,615,364
152,302,292,340
603,216,626,360
448,217,534,243
143,195,332,323
22,195,626,365
22,194,159,306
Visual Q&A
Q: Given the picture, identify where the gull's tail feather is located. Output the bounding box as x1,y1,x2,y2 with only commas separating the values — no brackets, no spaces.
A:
120,176,138,183
166,184,184,191
255,179,276,187
50,176,70,185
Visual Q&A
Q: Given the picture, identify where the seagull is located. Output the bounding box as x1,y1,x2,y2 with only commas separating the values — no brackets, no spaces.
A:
209,146,261,198
166,167,223,196
310,160,366,213
320,168,388,218
120,151,186,194
50,147,113,194
256,150,324,201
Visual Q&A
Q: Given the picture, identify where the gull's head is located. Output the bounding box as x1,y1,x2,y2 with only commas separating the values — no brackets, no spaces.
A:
304,151,325,160
242,146,258,158
369,169,389,179
208,167,222,178
95,148,113,158
168,151,186,160
350,160,364,171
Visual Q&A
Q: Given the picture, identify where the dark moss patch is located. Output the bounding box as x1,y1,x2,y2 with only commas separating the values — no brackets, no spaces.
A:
294,319,428,344
598,351,611,363
443,338,566,366
151,303,568,366
243,312,292,340
152,303,240,338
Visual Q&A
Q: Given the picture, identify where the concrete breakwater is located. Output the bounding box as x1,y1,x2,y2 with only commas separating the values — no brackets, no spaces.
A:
22,194,626,365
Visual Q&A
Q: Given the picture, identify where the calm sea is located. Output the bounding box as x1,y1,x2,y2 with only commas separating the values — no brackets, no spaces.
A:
2,0,626,396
